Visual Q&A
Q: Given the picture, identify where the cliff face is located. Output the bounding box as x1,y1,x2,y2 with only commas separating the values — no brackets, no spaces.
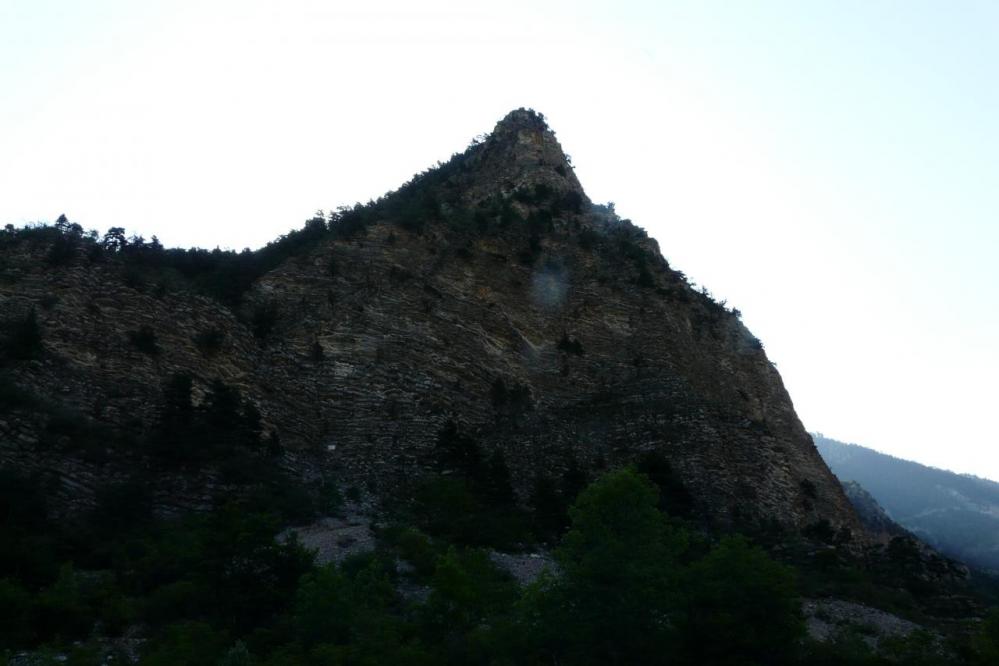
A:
0,110,860,535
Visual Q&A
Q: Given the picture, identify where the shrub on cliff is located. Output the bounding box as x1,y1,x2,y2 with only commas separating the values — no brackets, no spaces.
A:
149,376,269,465
45,215,83,266
249,301,279,341
410,423,528,547
557,332,584,356
127,325,160,356
0,374,39,412
2,308,43,362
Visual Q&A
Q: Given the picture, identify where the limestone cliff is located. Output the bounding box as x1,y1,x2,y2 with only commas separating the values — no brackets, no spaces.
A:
0,109,861,537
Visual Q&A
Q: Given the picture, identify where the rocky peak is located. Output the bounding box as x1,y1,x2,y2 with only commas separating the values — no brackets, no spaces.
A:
0,109,863,542
463,108,585,203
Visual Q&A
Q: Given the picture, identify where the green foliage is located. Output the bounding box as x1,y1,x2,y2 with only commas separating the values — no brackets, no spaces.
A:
0,372,39,412
309,338,324,363
149,375,269,465
413,422,529,548
90,478,154,537
32,564,93,643
193,327,225,356
287,556,435,663
522,469,685,664
124,508,314,639
410,476,485,545
317,479,343,516
527,458,589,544
0,578,33,647
127,325,160,356
528,474,566,542
2,308,43,363
557,332,584,356
141,621,231,666
35,402,127,462
636,450,695,518
379,526,439,579
556,189,585,215
0,468,61,589
679,536,803,665
419,547,518,663
250,301,279,341
409,469,529,550
802,518,837,543
46,232,81,267
577,227,600,250
489,376,532,415
514,468,814,665
970,608,999,665
4,211,336,307
1,461,989,664
513,182,554,205
218,641,254,666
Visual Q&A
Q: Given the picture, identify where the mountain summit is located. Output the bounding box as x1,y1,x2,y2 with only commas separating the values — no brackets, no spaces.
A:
1,109,859,538
462,109,586,202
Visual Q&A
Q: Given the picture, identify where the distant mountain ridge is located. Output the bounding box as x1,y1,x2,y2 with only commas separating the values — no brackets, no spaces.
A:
814,434,999,572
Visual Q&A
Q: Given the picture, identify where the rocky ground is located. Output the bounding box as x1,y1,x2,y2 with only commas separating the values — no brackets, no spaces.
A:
803,597,943,651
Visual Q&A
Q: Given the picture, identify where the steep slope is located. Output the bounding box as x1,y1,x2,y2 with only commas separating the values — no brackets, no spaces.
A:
816,434,999,571
840,480,910,539
0,109,860,537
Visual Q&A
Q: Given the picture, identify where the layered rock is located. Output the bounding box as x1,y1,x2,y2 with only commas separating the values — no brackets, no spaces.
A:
0,109,861,536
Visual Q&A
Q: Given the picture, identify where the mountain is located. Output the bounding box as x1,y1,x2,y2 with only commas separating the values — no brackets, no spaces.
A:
3,109,995,663
2,109,859,536
815,434,999,572
839,479,911,539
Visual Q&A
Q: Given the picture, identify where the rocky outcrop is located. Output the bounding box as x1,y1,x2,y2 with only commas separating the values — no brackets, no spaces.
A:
841,480,910,539
0,109,861,537
803,598,945,653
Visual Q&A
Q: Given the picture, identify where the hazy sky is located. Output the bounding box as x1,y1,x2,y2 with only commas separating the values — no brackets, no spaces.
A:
2,1,997,480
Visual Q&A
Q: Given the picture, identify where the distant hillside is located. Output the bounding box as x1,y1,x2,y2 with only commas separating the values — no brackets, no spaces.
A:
838,480,909,539
815,434,999,571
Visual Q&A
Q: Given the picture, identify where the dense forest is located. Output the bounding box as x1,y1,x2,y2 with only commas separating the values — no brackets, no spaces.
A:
5,458,999,665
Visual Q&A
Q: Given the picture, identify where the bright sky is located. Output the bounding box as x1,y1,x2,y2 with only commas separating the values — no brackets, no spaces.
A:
2,1,997,480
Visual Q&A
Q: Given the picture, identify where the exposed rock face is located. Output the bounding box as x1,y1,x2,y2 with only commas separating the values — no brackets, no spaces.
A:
0,109,861,536
841,480,909,539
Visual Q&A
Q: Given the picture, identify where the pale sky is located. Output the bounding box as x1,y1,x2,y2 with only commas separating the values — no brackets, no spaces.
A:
2,1,997,480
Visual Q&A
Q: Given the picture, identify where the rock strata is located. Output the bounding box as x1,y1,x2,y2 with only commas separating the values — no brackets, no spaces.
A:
0,109,861,537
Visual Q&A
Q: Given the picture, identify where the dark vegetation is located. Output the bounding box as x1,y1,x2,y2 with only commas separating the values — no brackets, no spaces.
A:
127,325,160,356
0,371,313,516
0,122,496,309
2,215,333,307
193,327,225,356
0,308,43,364
557,332,584,356
3,462,996,664
0,108,741,342
489,377,532,415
